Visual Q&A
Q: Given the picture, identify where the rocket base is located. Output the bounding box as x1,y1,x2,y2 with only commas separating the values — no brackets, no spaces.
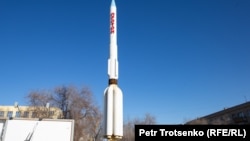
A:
103,84,123,140
104,135,122,140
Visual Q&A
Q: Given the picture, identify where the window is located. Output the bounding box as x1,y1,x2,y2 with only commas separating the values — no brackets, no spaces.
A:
238,112,245,118
7,111,13,118
15,111,21,117
49,111,54,116
232,112,247,123
225,116,231,121
0,111,4,117
245,109,250,117
247,110,250,117
32,112,37,118
23,111,29,118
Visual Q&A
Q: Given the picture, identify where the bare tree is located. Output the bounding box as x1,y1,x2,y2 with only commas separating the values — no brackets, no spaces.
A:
26,85,102,141
26,90,52,106
121,113,156,141
53,86,70,118
26,90,53,118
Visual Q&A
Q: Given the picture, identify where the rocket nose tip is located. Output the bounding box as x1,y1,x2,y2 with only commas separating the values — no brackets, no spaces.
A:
111,0,116,6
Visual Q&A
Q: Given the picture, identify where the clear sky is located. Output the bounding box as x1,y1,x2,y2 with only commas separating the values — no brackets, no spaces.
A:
1,0,250,124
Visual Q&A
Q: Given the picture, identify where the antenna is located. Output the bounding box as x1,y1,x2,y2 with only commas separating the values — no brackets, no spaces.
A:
46,103,50,108
244,95,248,102
14,102,18,108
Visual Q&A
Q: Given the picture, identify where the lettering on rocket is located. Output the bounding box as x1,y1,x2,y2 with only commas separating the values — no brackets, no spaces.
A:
110,13,115,34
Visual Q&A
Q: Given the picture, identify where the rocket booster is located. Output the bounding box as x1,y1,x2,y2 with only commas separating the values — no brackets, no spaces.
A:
104,0,123,140
108,0,118,80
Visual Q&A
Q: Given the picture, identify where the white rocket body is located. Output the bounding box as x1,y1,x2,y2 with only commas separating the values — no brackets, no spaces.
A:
104,0,123,139
104,85,123,139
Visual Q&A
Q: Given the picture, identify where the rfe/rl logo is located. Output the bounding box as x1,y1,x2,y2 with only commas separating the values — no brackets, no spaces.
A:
110,13,115,34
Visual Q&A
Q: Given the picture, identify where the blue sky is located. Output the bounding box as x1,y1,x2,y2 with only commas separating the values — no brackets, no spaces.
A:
1,0,250,124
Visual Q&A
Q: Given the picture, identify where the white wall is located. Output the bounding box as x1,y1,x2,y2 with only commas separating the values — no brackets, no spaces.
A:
0,121,4,137
2,119,74,141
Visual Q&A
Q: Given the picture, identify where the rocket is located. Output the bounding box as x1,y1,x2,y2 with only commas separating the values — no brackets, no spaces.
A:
103,0,123,140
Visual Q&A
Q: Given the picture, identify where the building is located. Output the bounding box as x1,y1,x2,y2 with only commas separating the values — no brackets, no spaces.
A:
186,101,250,125
0,105,63,119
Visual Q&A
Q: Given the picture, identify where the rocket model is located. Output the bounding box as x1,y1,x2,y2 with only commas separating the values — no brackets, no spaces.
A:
104,0,123,140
